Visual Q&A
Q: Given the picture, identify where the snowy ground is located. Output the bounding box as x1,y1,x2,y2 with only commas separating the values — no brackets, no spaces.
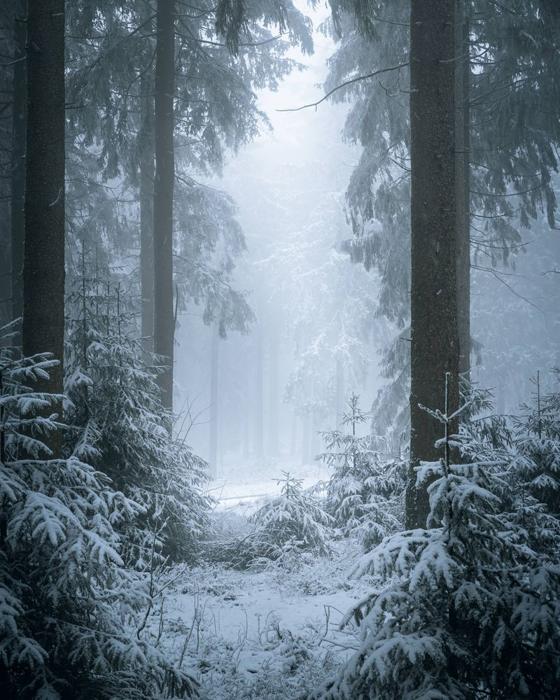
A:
155,466,370,699
208,460,331,512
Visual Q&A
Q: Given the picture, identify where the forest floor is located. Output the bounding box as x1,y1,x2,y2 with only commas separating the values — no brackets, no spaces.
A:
156,466,370,699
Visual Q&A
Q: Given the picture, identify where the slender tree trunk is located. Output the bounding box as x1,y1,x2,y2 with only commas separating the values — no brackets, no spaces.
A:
456,0,471,377
301,412,312,465
290,409,297,457
335,358,344,429
209,324,219,478
406,1,461,529
255,324,264,461
153,0,175,410
268,324,279,456
243,396,250,460
139,71,155,353
11,0,26,337
22,0,65,399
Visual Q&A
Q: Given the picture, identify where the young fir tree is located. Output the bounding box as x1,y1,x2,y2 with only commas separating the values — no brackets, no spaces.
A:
317,375,560,699
320,394,405,545
246,472,333,565
65,250,211,564
514,371,560,517
0,323,197,699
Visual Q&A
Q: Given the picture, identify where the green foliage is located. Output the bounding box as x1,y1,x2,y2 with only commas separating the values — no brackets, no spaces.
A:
320,394,405,545
248,472,333,561
0,323,197,699
65,255,212,564
316,381,560,699
325,1,560,446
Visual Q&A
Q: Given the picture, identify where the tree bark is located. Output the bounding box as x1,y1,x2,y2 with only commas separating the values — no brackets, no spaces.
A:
406,1,461,529
139,71,155,354
456,0,471,377
11,0,26,337
153,0,175,410
22,0,65,399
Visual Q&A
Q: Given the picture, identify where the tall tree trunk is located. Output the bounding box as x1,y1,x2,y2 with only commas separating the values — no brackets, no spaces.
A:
406,1,461,529
255,323,264,461
209,324,219,478
153,0,175,410
301,412,312,465
456,0,471,377
243,396,250,460
11,0,26,337
22,0,65,399
290,408,298,457
335,358,344,429
139,71,155,353
268,324,279,457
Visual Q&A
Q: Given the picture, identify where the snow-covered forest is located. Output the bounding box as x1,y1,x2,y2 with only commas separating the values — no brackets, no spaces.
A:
1,1,560,698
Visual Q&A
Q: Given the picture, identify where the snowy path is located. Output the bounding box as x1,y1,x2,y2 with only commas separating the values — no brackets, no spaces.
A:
156,465,370,697
162,544,370,698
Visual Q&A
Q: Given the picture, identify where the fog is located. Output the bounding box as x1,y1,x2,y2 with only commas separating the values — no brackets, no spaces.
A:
175,10,383,486
174,5,560,489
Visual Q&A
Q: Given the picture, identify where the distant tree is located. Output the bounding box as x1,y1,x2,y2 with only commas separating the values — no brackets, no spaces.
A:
64,0,312,411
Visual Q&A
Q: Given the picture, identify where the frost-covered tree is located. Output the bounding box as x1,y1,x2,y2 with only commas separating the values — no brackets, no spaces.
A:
320,394,405,544
236,472,333,566
63,0,313,408
0,323,197,698
317,380,560,699
65,255,211,563
324,0,560,464
514,371,560,517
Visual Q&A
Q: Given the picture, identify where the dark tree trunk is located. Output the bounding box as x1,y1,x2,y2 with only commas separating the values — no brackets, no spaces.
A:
139,71,155,354
406,1,461,529
153,0,175,410
456,0,471,377
11,0,27,336
22,0,65,398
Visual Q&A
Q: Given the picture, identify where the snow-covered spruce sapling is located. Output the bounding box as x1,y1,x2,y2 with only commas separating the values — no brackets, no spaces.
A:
319,394,405,544
514,370,560,517
65,259,211,565
317,373,560,699
243,472,333,565
0,325,197,699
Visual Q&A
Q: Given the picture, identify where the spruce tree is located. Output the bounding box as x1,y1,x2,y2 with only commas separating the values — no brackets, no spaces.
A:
0,324,197,699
